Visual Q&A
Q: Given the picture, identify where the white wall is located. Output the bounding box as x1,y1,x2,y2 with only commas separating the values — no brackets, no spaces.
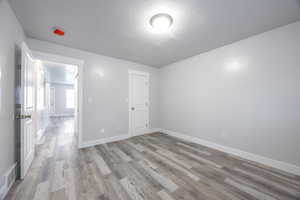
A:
27,39,160,142
50,83,74,116
0,0,25,188
160,21,300,166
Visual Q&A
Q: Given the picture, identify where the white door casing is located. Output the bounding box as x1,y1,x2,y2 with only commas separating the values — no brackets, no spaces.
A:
74,75,79,136
129,70,150,136
20,43,36,179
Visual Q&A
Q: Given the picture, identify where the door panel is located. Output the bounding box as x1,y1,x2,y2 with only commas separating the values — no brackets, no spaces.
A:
129,70,149,136
20,43,35,179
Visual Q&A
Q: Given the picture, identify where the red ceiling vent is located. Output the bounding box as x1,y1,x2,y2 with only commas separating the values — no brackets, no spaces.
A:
53,28,65,36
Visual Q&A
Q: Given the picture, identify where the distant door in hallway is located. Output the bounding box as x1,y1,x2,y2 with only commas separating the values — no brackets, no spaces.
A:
49,87,55,114
129,70,150,136
20,43,36,179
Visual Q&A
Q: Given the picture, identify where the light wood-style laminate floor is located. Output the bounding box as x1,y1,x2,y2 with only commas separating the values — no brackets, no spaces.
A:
6,119,300,200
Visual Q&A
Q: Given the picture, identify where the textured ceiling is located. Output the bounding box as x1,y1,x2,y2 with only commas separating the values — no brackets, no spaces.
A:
10,0,300,67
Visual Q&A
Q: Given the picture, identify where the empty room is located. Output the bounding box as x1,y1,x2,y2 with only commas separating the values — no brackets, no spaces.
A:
1,0,300,199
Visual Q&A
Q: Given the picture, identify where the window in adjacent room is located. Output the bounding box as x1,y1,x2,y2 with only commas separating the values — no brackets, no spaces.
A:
66,89,74,109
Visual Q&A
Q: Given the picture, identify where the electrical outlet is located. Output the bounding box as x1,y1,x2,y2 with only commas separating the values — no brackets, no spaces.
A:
101,128,105,133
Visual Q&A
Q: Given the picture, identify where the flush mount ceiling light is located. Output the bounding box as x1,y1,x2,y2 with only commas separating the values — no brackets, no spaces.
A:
150,13,173,32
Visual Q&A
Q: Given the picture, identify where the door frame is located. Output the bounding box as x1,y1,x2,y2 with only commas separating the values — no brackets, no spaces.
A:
128,70,150,137
32,51,84,148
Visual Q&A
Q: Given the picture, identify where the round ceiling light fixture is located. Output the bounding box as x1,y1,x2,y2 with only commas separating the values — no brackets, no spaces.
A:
150,13,173,32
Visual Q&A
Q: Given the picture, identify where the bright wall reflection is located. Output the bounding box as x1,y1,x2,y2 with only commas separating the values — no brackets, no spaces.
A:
225,58,248,73
93,67,105,79
97,70,104,78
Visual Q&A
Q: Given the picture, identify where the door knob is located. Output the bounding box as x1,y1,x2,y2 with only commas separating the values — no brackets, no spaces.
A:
131,107,135,111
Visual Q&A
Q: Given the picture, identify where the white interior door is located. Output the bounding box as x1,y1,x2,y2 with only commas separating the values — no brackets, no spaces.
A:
20,43,36,179
129,70,149,136
49,87,55,114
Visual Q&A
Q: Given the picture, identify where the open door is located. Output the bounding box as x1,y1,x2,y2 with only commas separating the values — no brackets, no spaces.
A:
19,43,36,179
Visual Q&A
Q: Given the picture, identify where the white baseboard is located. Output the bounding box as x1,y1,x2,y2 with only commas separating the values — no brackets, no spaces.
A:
79,128,162,149
0,163,17,200
132,128,163,137
79,134,131,149
161,129,300,176
50,114,74,117
148,128,163,133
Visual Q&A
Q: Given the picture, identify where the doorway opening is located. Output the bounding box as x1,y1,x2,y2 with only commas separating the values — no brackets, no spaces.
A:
17,43,83,179
36,60,78,143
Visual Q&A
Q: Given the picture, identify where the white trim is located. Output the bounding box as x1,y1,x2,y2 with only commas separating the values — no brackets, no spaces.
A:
129,128,162,137
128,70,150,137
148,128,162,133
78,128,161,149
49,114,75,117
79,134,131,149
48,81,74,86
32,51,84,149
128,69,150,76
161,129,300,176
0,163,17,200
